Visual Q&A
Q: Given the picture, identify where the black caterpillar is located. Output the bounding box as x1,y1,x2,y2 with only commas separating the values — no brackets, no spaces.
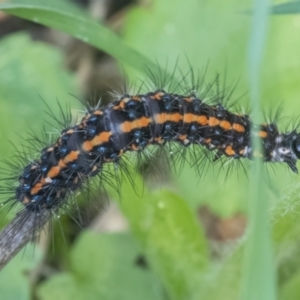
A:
1,85,300,216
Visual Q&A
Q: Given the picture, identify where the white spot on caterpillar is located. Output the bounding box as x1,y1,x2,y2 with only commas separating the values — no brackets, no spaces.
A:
279,147,290,155
244,146,249,156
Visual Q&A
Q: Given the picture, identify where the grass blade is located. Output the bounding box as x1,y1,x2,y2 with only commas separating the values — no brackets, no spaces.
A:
0,0,158,74
241,0,276,298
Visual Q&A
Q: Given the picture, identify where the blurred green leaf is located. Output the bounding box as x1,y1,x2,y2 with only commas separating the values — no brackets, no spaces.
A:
0,32,79,150
37,232,164,300
0,0,158,74
197,182,300,300
0,244,43,300
280,270,300,300
109,172,208,300
272,184,300,287
123,0,250,83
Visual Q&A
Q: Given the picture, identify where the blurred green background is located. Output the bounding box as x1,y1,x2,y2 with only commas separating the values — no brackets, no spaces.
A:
0,0,300,299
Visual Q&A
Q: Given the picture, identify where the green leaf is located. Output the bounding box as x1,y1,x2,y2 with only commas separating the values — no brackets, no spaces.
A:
36,232,164,300
0,0,157,74
0,244,43,300
0,32,79,147
109,173,208,300
280,270,300,300
272,185,300,287
198,182,300,300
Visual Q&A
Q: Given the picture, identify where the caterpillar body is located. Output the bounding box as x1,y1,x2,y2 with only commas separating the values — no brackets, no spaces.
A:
5,88,300,214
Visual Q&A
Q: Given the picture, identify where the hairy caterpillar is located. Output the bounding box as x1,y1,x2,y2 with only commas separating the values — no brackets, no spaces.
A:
1,76,300,213
0,70,300,269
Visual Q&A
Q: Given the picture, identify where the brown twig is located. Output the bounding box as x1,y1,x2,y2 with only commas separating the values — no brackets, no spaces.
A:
0,210,50,270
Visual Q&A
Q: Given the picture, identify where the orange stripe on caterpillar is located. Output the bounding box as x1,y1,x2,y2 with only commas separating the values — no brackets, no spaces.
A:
258,131,268,138
232,123,245,133
47,166,61,179
196,115,208,125
224,145,236,156
119,116,151,132
208,117,220,127
220,120,232,130
154,113,183,124
82,132,112,151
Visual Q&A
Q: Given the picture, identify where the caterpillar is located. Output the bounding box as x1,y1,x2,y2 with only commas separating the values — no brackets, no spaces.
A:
2,81,300,213
0,71,300,268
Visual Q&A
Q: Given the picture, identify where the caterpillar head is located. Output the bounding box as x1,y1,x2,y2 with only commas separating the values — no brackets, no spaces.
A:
277,132,300,173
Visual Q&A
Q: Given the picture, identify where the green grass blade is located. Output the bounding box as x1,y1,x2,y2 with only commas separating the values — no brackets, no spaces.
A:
241,0,276,299
108,172,208,300
0,0,157,74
